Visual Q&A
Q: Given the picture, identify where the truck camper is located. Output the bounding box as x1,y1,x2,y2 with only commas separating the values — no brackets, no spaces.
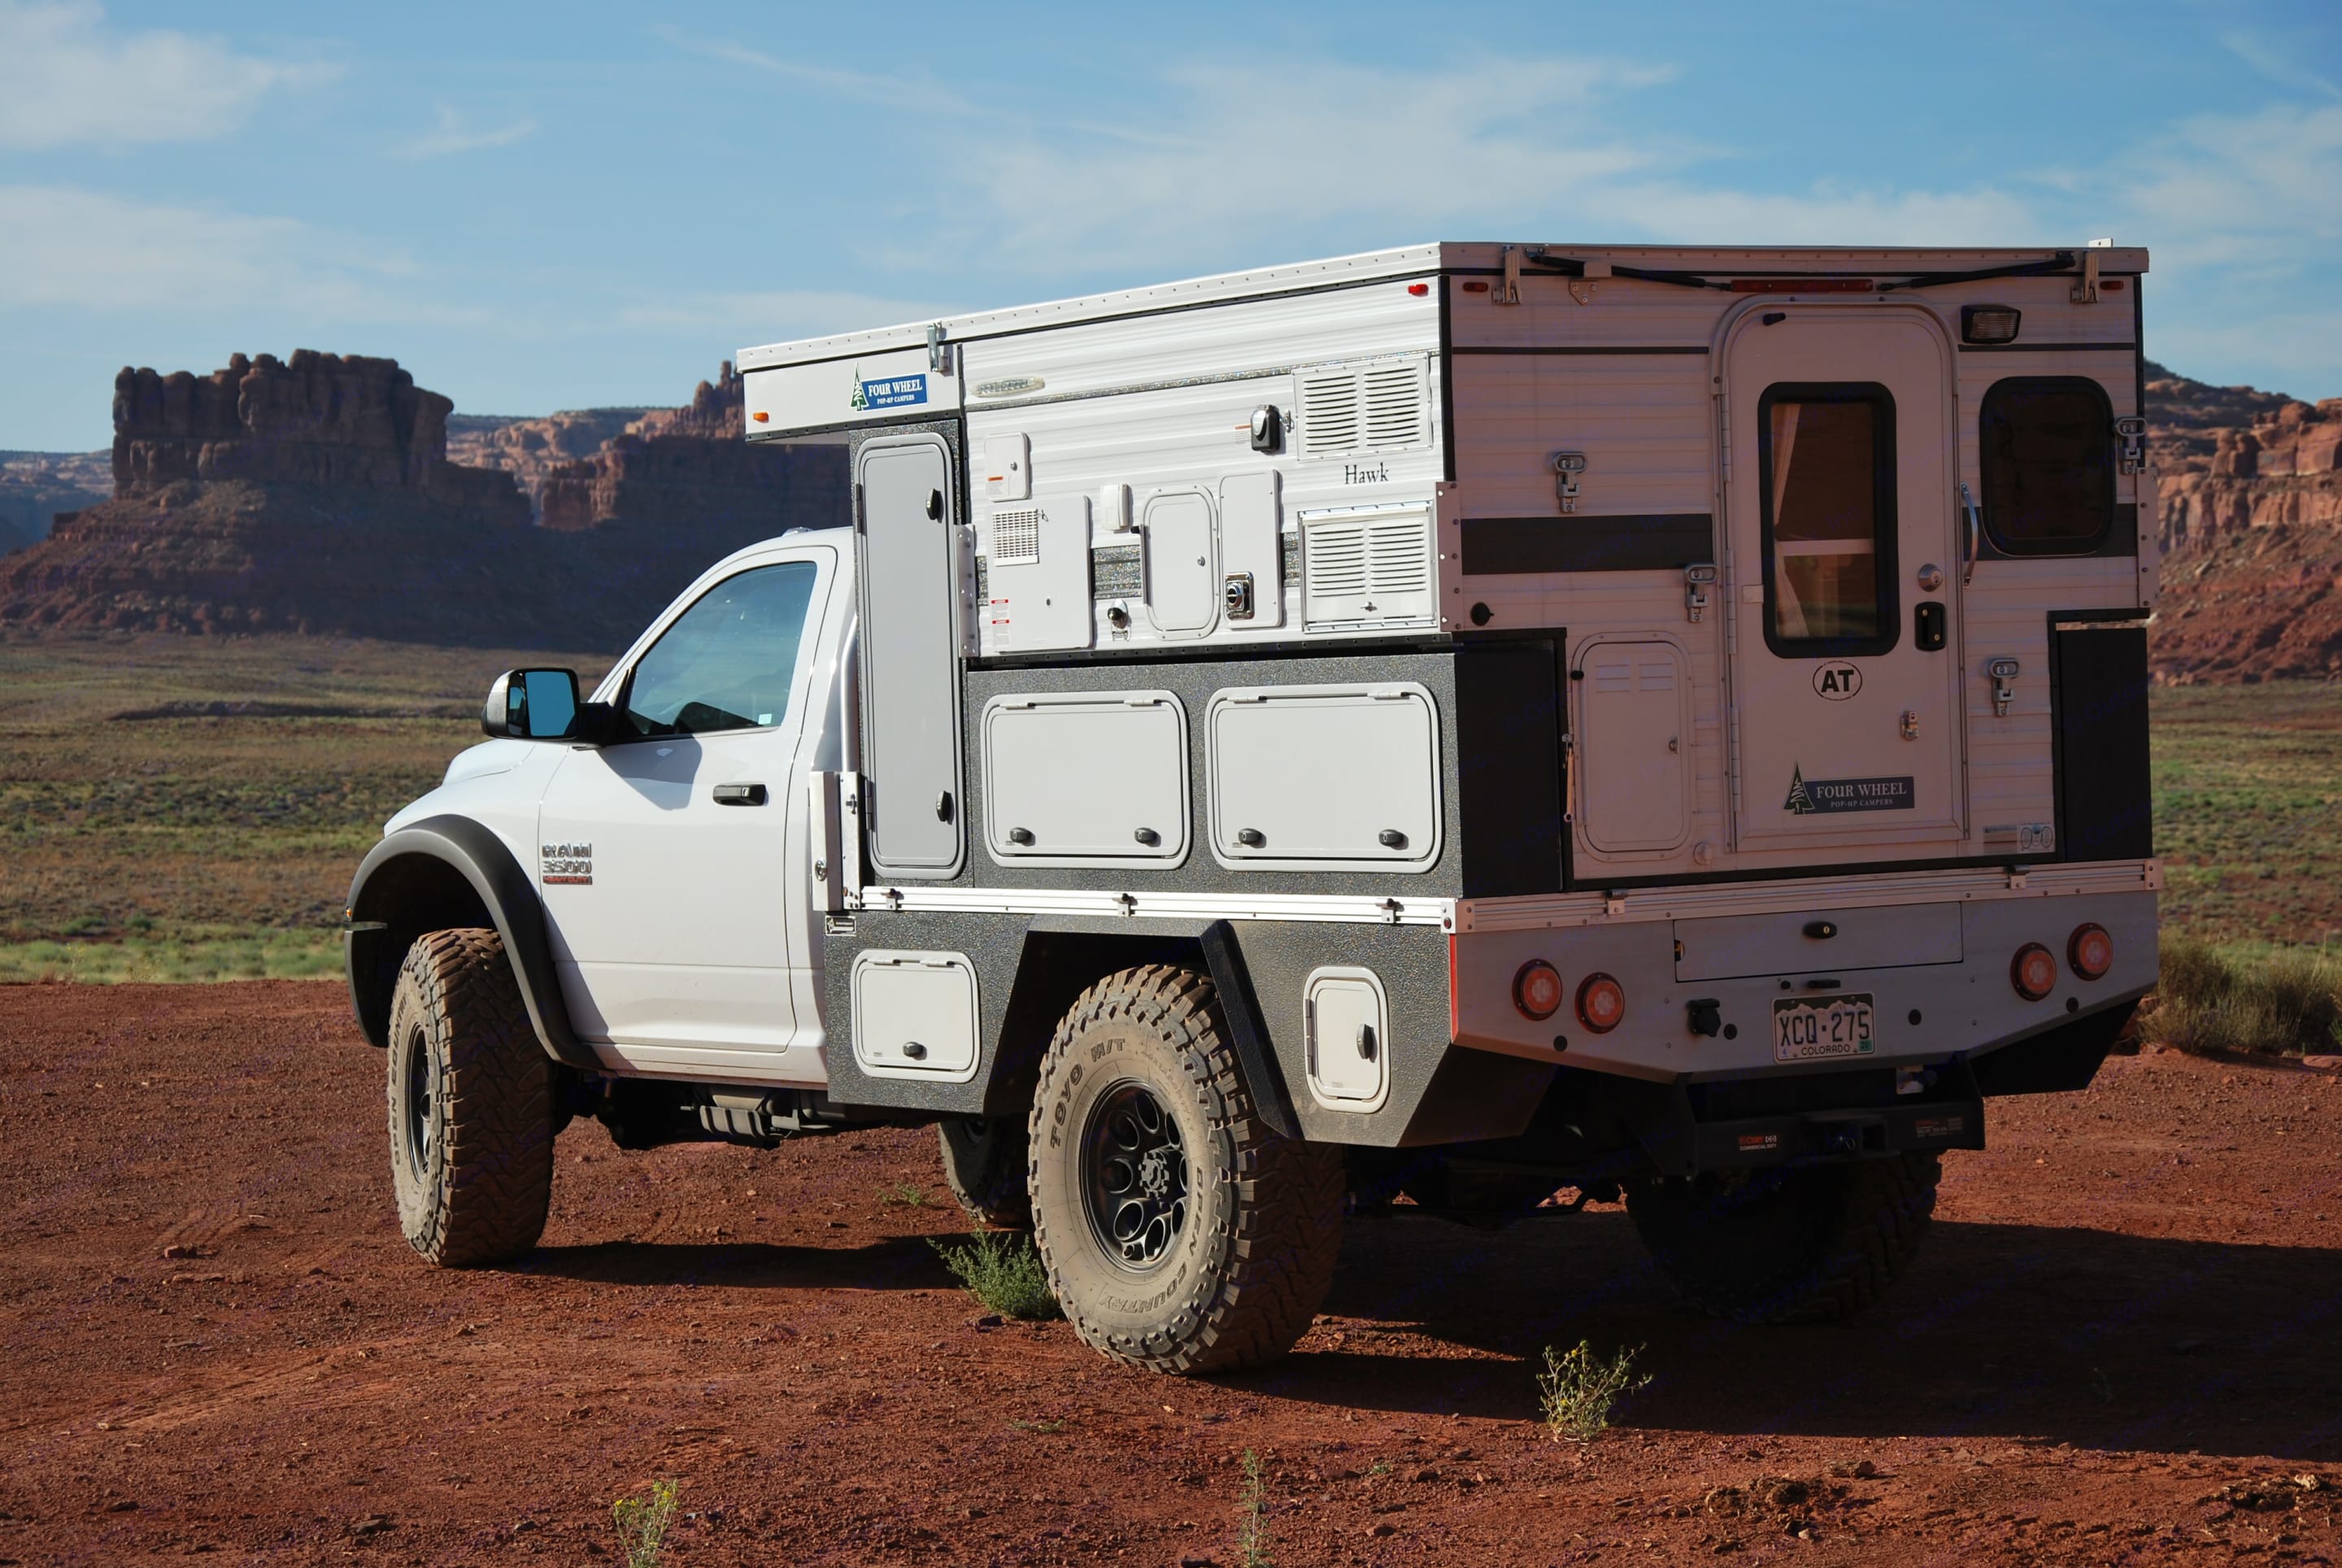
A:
347,242,2158,1374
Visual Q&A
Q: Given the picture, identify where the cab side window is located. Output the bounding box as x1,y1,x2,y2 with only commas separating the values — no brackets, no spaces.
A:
620,562,818,739
1979,377,2115,555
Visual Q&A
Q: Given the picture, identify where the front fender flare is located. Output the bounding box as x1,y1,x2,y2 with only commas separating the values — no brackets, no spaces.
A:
344,814,598,1070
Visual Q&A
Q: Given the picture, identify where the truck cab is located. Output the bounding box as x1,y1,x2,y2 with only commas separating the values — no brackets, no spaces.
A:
348,242,2158,1374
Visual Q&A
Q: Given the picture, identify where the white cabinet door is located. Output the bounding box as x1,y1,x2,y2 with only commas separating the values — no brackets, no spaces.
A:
1577,639,1691,853
538,551,831,1067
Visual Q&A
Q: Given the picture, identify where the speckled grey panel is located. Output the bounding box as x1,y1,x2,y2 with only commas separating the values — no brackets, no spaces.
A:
817,910,1542,1147
1090,543,1143,600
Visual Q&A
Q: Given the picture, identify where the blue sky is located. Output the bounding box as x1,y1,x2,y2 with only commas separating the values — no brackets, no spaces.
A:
2,0,2336,451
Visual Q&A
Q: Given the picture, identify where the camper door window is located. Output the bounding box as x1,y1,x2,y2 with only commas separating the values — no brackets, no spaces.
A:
1758,382,1899,658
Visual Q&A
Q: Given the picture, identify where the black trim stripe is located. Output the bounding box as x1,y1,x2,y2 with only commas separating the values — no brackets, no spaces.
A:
1452,344,1708,356
1958,341,2138,354
1461,514,1714,575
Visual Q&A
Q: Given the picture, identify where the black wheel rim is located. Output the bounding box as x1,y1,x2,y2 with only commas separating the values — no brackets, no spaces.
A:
402,1026,434,1174
1081,1080,1188,1271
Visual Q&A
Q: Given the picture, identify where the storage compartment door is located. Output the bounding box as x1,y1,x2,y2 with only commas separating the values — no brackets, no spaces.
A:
1219,471,1284,629
1577,639,1691,853
987,494,1093,654
855,435,964,877
982,691,1188,864
1143,489,1218,635
851,951,979,1081
1208,684,1440,869
1304,967,1389,1110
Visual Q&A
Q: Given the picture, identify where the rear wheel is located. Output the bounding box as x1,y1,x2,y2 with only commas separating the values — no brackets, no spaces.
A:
1029,965,1344,1374
1625,1153,1939,1323
938,1116,1032,1229
385,928,555,1266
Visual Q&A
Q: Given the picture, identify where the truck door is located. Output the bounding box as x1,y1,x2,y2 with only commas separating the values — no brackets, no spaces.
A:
855,433,965,878
1721,304,1965,863
536,548,834,1062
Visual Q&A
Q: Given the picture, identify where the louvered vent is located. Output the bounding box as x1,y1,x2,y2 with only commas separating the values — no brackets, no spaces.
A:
990,507,1042,565
1296,356,1430,460
1303,507,1435,626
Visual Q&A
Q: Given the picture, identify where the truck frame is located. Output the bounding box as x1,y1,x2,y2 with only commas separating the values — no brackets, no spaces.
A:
346,242,2158,1373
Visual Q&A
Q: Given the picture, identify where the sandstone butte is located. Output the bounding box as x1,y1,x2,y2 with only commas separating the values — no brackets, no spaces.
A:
0,351,845,650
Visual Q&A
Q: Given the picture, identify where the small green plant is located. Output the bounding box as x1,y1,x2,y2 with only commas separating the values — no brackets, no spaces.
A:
612,1479,679,1568
2142,939,2342,1056
1237,1448,1273,1567
928,1230,1060,1319
1537,1340,1651,1444
879,1181,932,1208
1009,1417,1066,1434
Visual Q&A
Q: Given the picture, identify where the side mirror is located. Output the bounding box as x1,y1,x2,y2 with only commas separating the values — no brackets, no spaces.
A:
483,668,581,740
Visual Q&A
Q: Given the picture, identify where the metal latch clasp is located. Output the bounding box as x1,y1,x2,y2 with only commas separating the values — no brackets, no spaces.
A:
2114,416,2147,477
1552,451,1587,513
1987,657,2021,718
1682,563,1717,623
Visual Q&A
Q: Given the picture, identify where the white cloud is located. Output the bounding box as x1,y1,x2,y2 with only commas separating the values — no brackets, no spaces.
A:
2116,101,2342,273
0,1,336,150
2222,31,2340,102
653,24,965,111
392,103,539,160
0,185,466,322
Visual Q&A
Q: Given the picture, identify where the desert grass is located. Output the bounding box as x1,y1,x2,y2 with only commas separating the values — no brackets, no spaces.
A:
2141,937,2342,1056
929,1230,1060,1320
1538,1340,1651,1444
0,634,607,982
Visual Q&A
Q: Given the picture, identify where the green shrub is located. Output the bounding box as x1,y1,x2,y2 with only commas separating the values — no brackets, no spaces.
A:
1537,1340,1651,1444
612,1479,678,1568
929,1230,1060,1320
2142,939,2342,1056
1237,1448,1273,1567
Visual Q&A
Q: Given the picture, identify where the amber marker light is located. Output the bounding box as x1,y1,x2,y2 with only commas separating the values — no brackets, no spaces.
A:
1576,973,1625,1034
752,411,770,423
2011,943,2058,1001
1513,960,1564,1021
2068,922,2114,982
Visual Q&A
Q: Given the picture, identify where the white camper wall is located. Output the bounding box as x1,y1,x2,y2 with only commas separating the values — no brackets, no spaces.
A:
957,278,1443,657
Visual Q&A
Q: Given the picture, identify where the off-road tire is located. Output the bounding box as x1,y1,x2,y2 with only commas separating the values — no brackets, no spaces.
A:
938,1116,1033,1230
1029,965,1344,1374
385,928,555,1266
1625,1152,1939,1323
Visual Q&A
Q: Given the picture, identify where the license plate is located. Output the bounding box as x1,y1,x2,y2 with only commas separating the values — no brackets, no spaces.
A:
1772,993,1877,1062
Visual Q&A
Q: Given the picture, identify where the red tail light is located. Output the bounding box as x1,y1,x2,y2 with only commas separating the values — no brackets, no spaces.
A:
1576,973,1626,1034
1513,960,1564,1021
2068,922,2113,981
2011,943,2058,1001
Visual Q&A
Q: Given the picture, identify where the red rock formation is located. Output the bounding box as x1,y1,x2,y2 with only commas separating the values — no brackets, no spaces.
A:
444,407,650,513
2147,363,2342,682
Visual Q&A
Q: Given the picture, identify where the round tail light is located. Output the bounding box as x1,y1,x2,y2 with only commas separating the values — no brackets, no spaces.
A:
2011,943,2058,1001
1513,959,1564,1021
2068,922,2113,981
1576,972,1626,1034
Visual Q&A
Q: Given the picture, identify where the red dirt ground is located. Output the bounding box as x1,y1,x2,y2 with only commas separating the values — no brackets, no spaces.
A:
2,982,2337,1566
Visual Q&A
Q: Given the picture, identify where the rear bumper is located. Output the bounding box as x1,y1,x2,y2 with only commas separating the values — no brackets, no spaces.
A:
1449,860,2158,1082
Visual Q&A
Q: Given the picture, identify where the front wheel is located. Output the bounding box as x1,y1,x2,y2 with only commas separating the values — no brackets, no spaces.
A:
1625,1152,1939,1323
385,928,555,1266
1029,965,1343,1374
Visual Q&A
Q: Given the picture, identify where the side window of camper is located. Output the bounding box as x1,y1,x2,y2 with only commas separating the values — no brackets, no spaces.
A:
1758,382,1898,657
1979,377,2115,555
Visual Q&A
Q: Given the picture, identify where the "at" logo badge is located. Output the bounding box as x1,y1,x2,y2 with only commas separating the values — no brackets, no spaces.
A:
1812,660,1863,701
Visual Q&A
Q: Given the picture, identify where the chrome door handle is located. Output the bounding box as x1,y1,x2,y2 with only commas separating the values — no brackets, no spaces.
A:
713,782,768,806
1959,481,1981,586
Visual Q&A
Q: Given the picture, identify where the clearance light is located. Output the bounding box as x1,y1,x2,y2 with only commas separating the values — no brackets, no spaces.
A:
2068,922,2114,982
1407,282,1430,297
1576,973,1626,1034
752,411,770,423
2011,943,2058,1002
1461,280,1491,294
1513,960,1564,1021
1961,305,2022,345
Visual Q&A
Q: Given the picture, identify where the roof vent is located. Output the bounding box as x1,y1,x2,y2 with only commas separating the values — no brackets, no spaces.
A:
1296,356,1430,460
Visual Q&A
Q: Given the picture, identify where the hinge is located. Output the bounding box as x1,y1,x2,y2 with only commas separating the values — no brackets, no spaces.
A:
1495,244,1521,307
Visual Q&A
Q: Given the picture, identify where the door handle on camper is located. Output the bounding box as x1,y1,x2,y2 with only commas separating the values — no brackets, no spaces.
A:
712,782,768,806
1959,481,1981,585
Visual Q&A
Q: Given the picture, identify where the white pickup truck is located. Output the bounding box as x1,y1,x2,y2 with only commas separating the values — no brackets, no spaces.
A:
347,242,2160,1374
